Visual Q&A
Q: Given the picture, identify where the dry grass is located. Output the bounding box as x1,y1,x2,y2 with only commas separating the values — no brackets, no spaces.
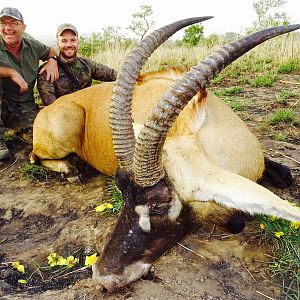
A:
93,34,300,73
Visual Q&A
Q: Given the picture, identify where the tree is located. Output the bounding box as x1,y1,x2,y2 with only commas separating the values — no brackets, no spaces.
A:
250,0,290,32
101,26,124,44
127,5,154,40
181,24,204,47
78,33,104,57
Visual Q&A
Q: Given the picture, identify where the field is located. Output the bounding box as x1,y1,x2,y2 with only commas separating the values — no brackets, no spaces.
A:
0,35,300,299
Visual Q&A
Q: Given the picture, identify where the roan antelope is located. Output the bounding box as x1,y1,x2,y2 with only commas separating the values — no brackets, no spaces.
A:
30,18,300,292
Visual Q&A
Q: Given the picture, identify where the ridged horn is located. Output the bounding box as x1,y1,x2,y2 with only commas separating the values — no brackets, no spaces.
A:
133,24,300,186
109,17,213,170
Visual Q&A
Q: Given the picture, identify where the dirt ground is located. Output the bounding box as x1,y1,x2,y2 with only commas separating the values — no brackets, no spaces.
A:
0,73,299,300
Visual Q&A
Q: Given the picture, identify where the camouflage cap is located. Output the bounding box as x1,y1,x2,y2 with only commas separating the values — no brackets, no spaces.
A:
0,7,24,22
56,23,78,37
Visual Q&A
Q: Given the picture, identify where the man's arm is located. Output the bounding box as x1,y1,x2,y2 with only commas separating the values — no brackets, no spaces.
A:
90,60,117,82
38,48,59,83
37,69,57,105
0,66,28,93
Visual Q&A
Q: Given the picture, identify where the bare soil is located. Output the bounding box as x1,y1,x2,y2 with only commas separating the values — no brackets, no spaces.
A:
0,74,299,300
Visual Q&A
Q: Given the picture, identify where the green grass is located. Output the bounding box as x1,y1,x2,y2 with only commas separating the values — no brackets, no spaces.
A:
214,86,244,97
228,70,242,78
250,59,273,72
210,74,223,85
256,215,300,300
101,176,124,216
213,87,244,112
19,163,47,180
3,132,16,143
271,133,290,142
278,59,300,74
223,97,244,112
276,90,298,103
267,109,299,126
251,73,277,87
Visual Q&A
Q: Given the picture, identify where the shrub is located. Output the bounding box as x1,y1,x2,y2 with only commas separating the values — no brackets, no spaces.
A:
267,109,299,125
20,163,47,180
251,73,277,87
278,59,300,74
256,215,300,300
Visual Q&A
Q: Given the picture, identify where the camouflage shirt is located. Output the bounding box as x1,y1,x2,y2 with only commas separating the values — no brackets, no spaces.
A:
37,56,117,105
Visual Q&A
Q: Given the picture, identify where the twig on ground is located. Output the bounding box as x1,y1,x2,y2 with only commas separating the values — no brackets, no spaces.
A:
279,80,300,85
290,99,299,108
261,252,278,260
0,157,19,172
255,290,276,299
53,266,88,280
31,260,45,281
0,237,7,244
178,243,205,259
264,149,300,165
218,234,234,240
205,224,216,240
242,262,256,282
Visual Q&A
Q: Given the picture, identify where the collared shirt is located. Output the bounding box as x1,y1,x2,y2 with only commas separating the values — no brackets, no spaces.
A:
37,56,117,105
0,36,50,111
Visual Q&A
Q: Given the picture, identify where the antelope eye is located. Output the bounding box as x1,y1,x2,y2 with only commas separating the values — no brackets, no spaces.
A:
150,203,169,215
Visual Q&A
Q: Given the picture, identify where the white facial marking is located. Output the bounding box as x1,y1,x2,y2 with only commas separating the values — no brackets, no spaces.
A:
133,123,143,139
168,193,182,221
135,205,151,232
123,261,151,282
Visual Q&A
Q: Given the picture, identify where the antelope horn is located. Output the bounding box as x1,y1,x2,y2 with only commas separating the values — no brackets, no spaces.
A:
109,17,213,170
133,24,300,186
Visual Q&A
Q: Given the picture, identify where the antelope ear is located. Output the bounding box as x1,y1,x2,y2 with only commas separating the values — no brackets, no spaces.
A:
163,136,300,222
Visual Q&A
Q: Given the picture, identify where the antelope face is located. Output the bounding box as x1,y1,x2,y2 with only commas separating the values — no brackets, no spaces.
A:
93,169,193,292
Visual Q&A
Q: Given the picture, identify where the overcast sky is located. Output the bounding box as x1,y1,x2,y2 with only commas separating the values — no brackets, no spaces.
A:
1,0,299,40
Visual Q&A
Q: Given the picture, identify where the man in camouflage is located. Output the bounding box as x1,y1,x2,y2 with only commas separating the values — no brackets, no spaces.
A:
37,23,117,106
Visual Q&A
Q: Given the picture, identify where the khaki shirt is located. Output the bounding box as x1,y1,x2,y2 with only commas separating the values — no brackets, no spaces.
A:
37,56,117,105
0,36,50,111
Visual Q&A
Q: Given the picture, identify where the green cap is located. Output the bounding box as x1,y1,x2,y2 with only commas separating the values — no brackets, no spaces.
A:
56,23,78,37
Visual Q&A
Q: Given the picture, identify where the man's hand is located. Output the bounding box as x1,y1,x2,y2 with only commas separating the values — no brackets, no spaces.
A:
10,71,28,93
39,59,59,82
0,67,28,93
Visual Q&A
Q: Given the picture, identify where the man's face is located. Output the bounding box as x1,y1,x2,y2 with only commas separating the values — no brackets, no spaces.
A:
57,30,79,59
0,16,25,46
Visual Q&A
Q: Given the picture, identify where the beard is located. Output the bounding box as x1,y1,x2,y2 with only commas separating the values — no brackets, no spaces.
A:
61,48,77,59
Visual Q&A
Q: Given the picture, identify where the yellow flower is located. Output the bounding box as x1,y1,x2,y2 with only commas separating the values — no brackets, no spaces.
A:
85,253,98,267
290,221,300,230
268,216,278,222
259,223,265,230
56,256,68,266
11,261,25,273
47,253,59,267
18,279,27,284
66,256,79,268
274,231,284,238
95,203,113,213
47,252,67,267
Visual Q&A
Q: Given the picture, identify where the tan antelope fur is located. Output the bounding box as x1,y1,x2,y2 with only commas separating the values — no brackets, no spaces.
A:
31,65,300,222
31,18,300,235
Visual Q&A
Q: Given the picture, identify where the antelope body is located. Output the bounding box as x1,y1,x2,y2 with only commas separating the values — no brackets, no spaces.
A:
30,17,300,292
32,68,263,182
